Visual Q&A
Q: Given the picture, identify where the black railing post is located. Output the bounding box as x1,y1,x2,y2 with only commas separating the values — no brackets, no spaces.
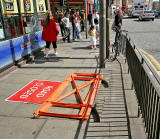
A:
121,31,160,139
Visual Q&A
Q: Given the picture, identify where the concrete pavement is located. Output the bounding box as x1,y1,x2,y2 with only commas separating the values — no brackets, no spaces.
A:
0,32,147,139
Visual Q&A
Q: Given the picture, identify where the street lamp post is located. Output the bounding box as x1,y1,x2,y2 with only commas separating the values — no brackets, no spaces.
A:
106,0,110,59
99,0,106,68
85,0,88,39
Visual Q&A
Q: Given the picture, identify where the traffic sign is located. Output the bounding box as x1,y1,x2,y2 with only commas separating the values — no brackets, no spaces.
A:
5,80,61,104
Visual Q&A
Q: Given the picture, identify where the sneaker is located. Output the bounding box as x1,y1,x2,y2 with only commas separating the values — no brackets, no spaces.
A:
45,55,49,58
94,46,97,50
55,52,58,55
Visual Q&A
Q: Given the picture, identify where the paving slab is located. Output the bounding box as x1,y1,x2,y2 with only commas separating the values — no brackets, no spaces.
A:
0,117,46,139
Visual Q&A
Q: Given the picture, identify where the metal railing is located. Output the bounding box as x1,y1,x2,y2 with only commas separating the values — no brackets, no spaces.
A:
118,31,160,139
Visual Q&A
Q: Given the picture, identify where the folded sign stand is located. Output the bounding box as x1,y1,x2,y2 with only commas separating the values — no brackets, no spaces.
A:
34,73,103,121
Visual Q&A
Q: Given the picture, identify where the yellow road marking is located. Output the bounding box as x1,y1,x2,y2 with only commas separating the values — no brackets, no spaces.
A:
140,48,160,76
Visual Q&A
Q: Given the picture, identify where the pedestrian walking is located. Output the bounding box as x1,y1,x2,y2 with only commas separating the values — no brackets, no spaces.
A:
62,12,72,43
114,9,122,42
75,12,82,39
72,11,80,41
87,11,92,25
58,12,65,37
88,25,97,50
41,12,59,58
80,10,85,32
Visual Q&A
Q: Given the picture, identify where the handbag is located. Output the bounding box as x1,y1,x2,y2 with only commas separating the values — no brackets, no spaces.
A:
94,18,99,25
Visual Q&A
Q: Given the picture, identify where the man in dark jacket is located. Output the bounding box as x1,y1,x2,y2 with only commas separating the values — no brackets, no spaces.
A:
114,10,122,42
87,11,92,25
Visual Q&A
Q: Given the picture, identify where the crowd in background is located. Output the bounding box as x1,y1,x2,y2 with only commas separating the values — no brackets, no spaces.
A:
57,10,85,43
41,9,100,58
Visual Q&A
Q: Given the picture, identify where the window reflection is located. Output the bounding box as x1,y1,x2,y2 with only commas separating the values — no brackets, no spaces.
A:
0,13,5,39
3,15,23,39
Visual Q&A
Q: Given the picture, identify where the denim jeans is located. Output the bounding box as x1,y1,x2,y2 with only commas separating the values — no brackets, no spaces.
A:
63,27,71,42
73,26,80,40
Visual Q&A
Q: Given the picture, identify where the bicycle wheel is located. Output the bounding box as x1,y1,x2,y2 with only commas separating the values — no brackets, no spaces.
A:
108,43,118,62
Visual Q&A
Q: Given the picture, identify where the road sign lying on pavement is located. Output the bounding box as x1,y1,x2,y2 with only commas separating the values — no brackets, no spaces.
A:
5,80,61,104
33,73,103,121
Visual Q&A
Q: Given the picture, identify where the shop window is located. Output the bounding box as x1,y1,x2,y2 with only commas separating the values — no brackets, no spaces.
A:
23,15,33,34
3,15,23,39
0,15,5,39
37,14,44,31
23,15,43,34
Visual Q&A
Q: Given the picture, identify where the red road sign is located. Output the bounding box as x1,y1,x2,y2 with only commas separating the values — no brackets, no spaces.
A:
6,80,61,104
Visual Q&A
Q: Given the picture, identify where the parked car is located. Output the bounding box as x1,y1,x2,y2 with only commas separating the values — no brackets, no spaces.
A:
131,10,143,17
152,10,159,18
139,10,155,21
131,10,140,17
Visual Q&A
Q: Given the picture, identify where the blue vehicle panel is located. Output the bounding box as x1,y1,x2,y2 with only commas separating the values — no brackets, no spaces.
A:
0,40,14,69
0,31,45,70
37,31,45,47
12,36,24,60
20,34,32,57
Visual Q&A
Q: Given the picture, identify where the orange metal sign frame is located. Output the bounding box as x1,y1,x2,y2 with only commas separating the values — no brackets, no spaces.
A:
34,73,103,121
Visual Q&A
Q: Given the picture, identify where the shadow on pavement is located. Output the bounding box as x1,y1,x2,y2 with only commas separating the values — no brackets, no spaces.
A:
72,45,92,50
73,58,132,139
20,66,97,69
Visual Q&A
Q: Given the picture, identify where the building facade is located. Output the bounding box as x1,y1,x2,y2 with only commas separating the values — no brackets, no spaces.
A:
0,0,47,41
112,0,134,9
112,0,153,10
49,0,94,18
133,0,152,10
0,0,97,41
152,1,159,11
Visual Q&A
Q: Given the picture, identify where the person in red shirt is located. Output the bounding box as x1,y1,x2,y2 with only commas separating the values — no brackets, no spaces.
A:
41,12,59,58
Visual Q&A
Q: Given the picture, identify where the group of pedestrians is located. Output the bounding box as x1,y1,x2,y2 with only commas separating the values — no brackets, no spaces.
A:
41,10,85,58
58,11,84,43
41,9,101,58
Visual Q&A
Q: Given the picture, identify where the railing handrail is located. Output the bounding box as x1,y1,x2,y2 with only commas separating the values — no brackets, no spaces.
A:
122,31,160,89
137,49,160,86
119,31,160,139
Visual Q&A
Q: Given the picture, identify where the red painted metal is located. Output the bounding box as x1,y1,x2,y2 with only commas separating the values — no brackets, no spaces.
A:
34,73,103,121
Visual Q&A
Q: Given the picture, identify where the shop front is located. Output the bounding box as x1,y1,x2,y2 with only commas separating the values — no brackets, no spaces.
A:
0,0,47,70
0,0,47,40
50,0,95,19
20,0,34,34
0,0,23,39
21,0,47,34
94,0,99,10
0,7,5,39
87,0,94,13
